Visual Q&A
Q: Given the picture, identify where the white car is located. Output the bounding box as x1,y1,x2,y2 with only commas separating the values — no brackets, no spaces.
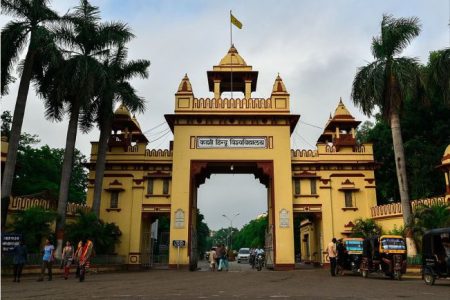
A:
237,248,250,263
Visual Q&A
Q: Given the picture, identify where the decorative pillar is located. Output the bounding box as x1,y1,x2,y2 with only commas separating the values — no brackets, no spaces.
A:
214,80,221,99
244,80,252,99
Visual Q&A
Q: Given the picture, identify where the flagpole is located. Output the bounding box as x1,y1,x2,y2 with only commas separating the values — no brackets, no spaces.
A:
230,10,233,99
230,10,233,47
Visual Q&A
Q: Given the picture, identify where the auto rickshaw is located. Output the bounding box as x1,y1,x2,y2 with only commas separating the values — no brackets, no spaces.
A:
336,238,363,275
360,235,407,280
422,227,450,285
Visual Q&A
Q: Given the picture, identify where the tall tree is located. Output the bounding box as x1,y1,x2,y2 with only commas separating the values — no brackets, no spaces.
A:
38,0,133,255
427,48,450,104
1,0,59,229
351,14,422,256
88,44,149,215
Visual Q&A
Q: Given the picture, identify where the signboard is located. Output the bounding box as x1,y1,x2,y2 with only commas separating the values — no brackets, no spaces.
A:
172,240,186,247
196,136,267,149
2,233,21,253
279,209,289,228
175,209,185,229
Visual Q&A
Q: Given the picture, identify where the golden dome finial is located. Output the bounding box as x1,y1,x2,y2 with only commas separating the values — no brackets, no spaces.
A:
177,73,193,93
272,73,287,93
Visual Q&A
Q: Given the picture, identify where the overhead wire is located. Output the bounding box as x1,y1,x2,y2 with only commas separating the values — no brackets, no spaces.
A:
299,119,323,130
294,130,315,149
154,132,171,149
141,121,168,135
148,128,172,144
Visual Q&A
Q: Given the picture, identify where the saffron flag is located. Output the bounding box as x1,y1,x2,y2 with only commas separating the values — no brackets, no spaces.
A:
231,13,242,29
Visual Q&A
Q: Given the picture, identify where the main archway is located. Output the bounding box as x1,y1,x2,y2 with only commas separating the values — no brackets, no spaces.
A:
85,45,378,271
165,46,299,270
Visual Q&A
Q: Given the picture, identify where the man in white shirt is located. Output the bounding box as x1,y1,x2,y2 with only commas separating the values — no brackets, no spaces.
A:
327,238,337,276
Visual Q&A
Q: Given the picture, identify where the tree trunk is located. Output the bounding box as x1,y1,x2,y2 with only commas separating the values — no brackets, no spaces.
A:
1,48,35,229
55,100,81,258
92,115,113,216
390,112,417,256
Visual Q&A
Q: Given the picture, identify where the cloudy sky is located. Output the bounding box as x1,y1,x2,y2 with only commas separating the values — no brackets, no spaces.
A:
1,0,449,230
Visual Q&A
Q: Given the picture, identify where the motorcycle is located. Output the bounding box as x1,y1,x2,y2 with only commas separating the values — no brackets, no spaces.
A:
249,252,256,269
256,253,265,271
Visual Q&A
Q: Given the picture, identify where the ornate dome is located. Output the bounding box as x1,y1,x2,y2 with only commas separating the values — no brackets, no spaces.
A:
177,74,193,93
114,104,131,117
333,98,353,119
442,144,450,165
218,45,247,67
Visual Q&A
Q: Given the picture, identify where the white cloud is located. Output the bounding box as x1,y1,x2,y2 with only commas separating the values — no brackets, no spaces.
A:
1,0,447,228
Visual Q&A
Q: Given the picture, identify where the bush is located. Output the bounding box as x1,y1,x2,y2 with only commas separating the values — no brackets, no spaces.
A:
11,207,57,253
65,211,121,254
351,218,382,238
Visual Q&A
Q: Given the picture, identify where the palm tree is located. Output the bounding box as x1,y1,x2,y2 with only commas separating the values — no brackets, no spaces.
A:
427,48,450,103
38,0,133,255
351,14,422,256
412,202,450,233
89,45,149,215
1,0,59,229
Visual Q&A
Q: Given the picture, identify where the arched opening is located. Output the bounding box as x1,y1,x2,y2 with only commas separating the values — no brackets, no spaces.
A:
188,161,275,271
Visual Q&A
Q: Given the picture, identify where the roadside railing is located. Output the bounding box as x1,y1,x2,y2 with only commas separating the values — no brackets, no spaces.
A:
407,255,422,266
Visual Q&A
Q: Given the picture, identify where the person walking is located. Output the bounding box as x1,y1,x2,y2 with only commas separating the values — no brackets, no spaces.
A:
217,244,229,271
12,240,27,282
61,241,74,280
327,238,337,276
209,247,217,271
76,238,94,282
37,239,55,281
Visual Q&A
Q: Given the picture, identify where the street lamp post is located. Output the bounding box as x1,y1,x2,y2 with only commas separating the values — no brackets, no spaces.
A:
222,213,240,251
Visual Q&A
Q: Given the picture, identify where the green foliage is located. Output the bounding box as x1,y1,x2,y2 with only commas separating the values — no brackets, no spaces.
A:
387,225,405,237
357,92,450,203
351,218,382,238
1,110,12,138
427,48,450,103
233,216,268,249
412,202,450,233
11,207,57,253
12,143,88,203
196,210,210,258
65,211,121,255
1,110,41,148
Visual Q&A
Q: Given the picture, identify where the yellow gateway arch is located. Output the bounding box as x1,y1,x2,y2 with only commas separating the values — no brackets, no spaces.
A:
86,45,378,270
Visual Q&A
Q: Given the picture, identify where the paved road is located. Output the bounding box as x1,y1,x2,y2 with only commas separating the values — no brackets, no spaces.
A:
2,261,449,299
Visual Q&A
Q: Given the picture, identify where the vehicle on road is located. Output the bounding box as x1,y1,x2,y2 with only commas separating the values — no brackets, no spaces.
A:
360,235,407,280
256,253,265,271
336,238,363,275
422,227,450,286
237,248,250,263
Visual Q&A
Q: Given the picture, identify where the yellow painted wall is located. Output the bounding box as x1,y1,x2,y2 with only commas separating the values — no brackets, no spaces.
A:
170,121,295,266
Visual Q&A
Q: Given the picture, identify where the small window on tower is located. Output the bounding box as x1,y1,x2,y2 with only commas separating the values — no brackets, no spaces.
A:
163,179,169,195
310,179,317,195
344,191,353,207
110,191,119,209
294,179,301,195
147,179,154,195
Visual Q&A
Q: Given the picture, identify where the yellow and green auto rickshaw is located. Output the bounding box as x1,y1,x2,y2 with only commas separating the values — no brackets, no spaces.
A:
336,238,363,275
360,235,407,280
